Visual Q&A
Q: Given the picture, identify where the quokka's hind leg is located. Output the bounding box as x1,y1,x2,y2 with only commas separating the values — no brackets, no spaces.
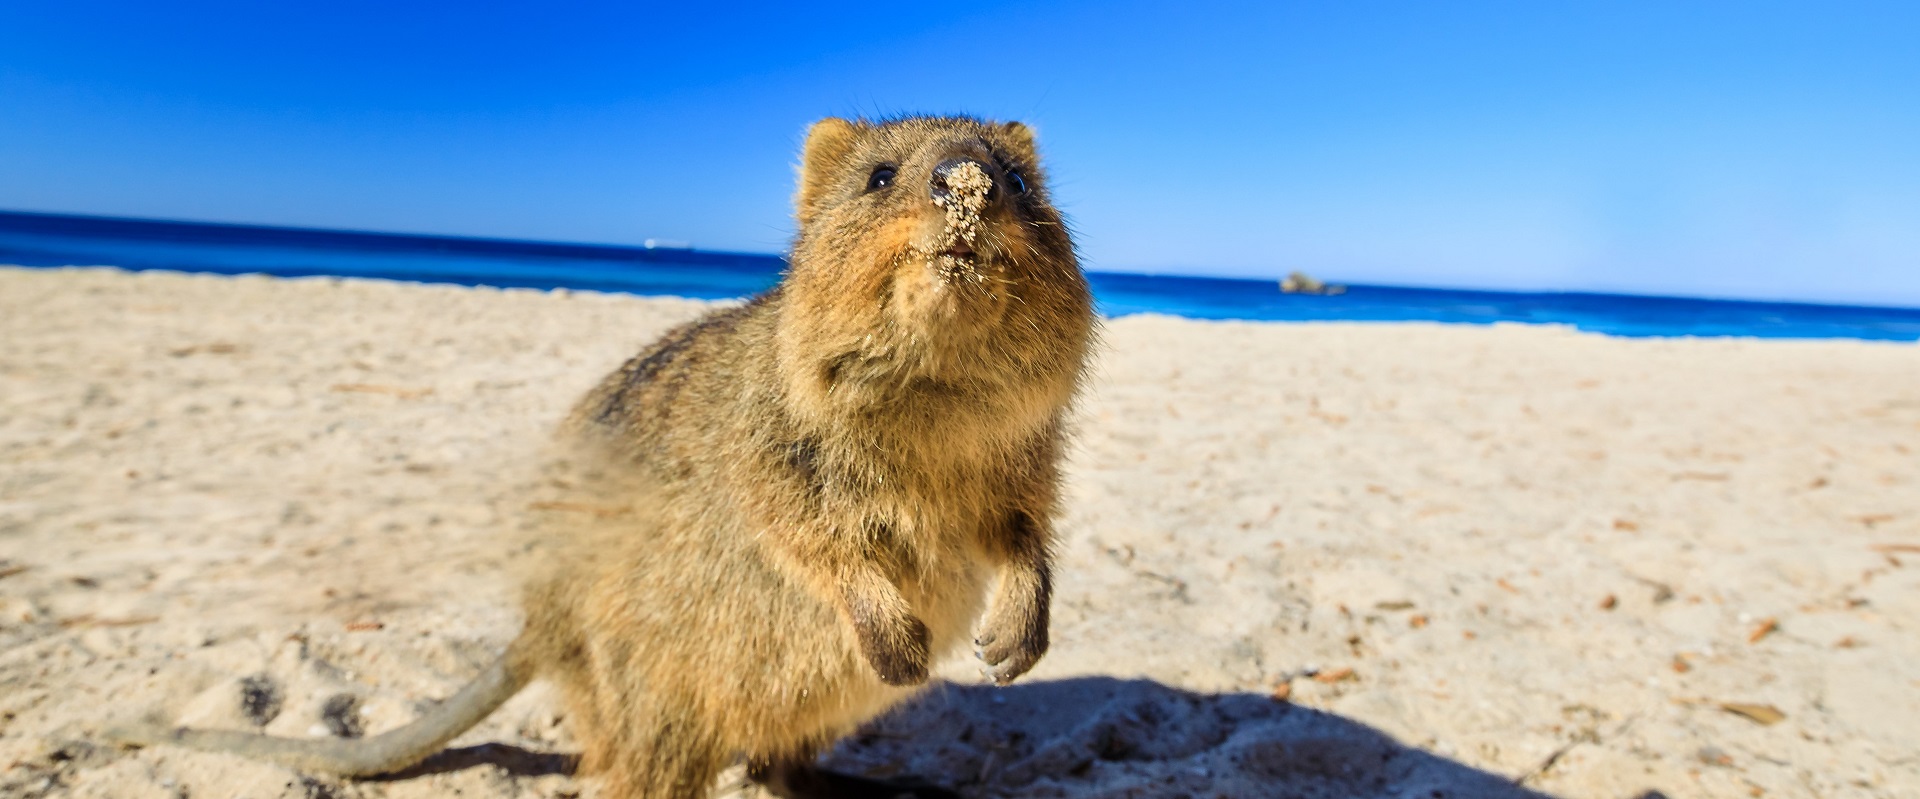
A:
748,756,960,799
588,703,729,799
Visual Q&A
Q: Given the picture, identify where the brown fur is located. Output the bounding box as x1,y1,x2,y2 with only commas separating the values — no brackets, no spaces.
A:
112,116,1095,798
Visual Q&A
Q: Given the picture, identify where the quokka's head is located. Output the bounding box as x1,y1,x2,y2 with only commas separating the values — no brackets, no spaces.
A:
778,116,1092,410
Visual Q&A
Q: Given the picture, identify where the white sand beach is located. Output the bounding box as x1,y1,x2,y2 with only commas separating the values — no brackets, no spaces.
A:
2,266,1915,798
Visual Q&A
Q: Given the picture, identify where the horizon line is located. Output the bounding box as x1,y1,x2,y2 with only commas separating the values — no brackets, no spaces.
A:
5,207,1917,314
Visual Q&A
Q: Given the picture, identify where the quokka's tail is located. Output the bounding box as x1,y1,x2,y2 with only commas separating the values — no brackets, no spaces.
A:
107,654,530,777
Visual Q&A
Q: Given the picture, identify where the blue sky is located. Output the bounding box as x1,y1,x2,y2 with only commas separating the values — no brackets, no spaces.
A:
2,1,1916,305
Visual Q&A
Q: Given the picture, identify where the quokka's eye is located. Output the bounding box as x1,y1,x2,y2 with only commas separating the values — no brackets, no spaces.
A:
1006,168,1028,195
866,165,896,191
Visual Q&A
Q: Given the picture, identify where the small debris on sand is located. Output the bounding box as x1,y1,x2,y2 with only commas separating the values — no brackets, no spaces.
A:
1314,666,1356,684
1719,702,1787,726
528,501,631,518
56,614,158,629
330,383,434,399
1747,617,1778,643
1696,746,1735,767
321,693,365,738
1639,578,1677,604
239,674,284,726
169,342,239,357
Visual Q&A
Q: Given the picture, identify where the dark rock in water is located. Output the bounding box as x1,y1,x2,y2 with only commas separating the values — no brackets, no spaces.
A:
1280,271,1346,295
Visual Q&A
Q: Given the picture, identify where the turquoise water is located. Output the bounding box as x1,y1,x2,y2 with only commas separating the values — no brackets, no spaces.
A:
5,210,1918,341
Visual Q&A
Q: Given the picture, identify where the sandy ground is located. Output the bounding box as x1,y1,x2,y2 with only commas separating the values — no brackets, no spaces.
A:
1,266,1916,799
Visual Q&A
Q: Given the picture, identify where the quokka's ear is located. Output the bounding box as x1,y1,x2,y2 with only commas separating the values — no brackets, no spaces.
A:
795,118,861,226
996,121,1038,160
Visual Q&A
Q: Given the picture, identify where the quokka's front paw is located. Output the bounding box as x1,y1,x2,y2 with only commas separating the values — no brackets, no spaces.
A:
857,614,931,686
973,611,1048,686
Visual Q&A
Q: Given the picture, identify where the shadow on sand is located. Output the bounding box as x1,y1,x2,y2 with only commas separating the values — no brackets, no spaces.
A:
371,742,578,781
376,677,1562,798
820,677,1560,799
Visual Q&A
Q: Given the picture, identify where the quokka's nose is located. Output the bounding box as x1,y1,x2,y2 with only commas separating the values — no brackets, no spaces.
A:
929,158,997,205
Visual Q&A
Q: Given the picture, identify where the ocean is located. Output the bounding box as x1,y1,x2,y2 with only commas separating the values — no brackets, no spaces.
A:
4,209,1918,341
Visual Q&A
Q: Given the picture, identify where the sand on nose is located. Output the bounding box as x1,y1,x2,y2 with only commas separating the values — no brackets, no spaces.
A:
931,161,994,283
934,160,993,248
